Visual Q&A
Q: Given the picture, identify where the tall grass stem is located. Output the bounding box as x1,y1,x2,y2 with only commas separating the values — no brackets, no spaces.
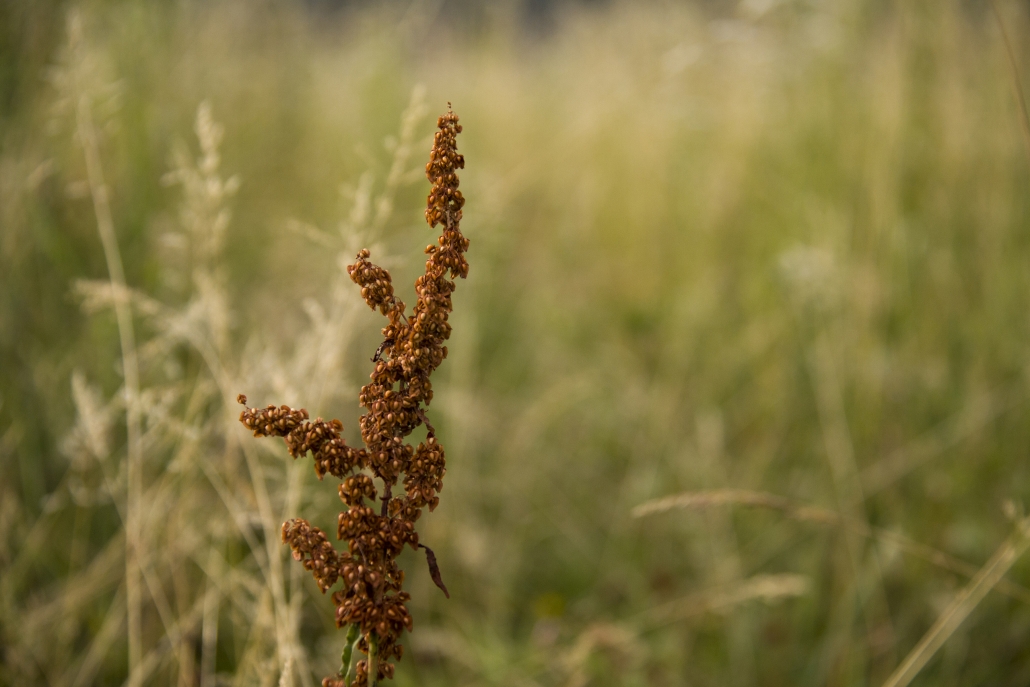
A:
75,92,144,687
881,520,1030,687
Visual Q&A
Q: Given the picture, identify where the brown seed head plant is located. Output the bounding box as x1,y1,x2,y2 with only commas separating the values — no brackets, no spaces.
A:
237,107,467,687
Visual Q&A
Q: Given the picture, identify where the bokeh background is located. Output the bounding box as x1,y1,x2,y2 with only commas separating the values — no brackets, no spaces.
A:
4,1,1030,685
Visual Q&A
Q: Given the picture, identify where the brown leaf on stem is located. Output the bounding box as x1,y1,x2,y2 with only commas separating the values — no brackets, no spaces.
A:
420,544,450,599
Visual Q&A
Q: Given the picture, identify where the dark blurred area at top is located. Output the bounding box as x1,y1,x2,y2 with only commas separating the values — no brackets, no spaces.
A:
304,0,614,31
0,0,625,126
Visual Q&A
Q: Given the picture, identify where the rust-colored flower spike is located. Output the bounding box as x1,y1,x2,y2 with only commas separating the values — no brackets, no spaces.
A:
237,106,467,687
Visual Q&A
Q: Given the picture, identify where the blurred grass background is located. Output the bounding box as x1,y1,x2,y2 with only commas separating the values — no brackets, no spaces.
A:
3,0,1030,685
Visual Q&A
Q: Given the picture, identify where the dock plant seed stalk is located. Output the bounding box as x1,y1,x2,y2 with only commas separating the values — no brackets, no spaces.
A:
237,107,468,687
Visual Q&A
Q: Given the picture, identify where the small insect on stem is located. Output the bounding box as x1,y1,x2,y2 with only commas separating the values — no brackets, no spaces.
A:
371,339,394,363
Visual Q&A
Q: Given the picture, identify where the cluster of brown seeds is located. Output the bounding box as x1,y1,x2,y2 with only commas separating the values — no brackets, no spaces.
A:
239,403,368,480
237,107,467,687
281,518,341,593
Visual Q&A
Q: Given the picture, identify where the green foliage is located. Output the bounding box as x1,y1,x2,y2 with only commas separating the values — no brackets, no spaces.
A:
3,1,1030,686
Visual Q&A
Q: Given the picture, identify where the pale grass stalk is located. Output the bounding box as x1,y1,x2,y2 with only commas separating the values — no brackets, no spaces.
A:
231,587,280,687
216,342,314,686
989,0,1030,163
193,453,275,581
305,85,426,416
868,526,1030,606
159,108,312,681
66,43,216,687
223,352,311,683
70,588,126,687
200,550,221,687
564,576,809,687
75,87,144,687
72,97,311,685
60,388,191,673
123,595,209,687
371,84,427,230
809,335,896,676
173,555,195,687
190,336,300,680
564,623,640,687
278,659,294,687
634,488,1030,606
197,358,307,683
63,453,207,687
881,519,1030,687
632,488,826,520
24,530,123,638
189,544,264,600
186,554,278,681
694,410,755,687
860,386,1022,497
809,335,881,540
638,573,811,630
239,441,308,687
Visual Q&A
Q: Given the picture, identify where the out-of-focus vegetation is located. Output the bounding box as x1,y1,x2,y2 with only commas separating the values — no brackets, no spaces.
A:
3,1,1030,685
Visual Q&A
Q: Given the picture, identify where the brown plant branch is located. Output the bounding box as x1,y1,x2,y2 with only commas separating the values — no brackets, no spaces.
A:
237,107,467,687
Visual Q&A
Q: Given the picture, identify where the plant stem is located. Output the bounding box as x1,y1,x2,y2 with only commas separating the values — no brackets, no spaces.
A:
368,633,379,687
340,624,360,684
881,520,1030,687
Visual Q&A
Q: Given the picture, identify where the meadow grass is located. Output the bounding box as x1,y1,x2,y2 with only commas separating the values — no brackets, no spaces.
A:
3,1,1030,685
